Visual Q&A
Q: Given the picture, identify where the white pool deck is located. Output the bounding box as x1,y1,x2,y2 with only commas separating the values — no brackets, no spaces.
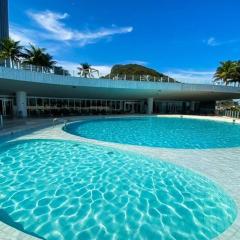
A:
0,115,240,240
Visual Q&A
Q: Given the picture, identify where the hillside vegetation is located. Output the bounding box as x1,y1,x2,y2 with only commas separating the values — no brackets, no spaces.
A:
103,64,176,82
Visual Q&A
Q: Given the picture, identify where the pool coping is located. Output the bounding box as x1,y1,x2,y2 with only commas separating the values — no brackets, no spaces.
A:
1,114,240,240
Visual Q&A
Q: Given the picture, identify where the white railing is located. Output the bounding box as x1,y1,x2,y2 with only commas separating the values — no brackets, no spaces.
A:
0,61,178,83
0,59,77,76
1,59,240,87
106,74,176,83
213,80,240,88
216,109,240,119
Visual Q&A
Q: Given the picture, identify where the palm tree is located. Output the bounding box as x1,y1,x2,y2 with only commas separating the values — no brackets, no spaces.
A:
77,63,91,77
0,38,23,67
22,44,56,72
77,63,99,78
214,61,236,85
231,61,240,86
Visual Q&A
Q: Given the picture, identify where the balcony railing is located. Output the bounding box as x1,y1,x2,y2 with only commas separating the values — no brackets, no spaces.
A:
1,59,240,87
216,109,240,119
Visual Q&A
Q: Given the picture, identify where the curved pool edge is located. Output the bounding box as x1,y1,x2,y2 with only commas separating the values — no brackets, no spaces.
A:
1,114,240,240
63,115,240,149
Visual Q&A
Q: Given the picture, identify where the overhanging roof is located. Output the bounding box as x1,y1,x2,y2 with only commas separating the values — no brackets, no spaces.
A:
0,67,240,101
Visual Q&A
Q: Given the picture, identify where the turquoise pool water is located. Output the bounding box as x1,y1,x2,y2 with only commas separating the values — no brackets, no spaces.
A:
0,140,237,240
65,117,240,149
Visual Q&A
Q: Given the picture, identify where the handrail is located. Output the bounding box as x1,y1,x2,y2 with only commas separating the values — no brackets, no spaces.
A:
216,109,240,119
1,60,240,87
52,118,68,128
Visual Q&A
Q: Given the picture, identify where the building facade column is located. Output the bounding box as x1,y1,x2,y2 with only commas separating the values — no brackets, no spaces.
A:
16,91,27,117
147,97,153,114
0,0,9,41
190,101,195,113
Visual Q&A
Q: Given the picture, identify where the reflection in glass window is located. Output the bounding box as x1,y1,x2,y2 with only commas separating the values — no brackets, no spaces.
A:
112,101,116,110
63,99,68,107
50,99,57,107
75,100,80,107
28,98,36,107
37,98,43,106
69,99,74,107
81,100,85,108
86,100,90,107
43,98,49,107
102,100,106,107
116,101,120,110
92,100,96,107
57,99,63,107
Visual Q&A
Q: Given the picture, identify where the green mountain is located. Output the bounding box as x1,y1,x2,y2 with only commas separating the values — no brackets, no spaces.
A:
103,64,176,82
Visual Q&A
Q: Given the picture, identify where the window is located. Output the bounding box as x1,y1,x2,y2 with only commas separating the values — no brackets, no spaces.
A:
92,100,97,107
116,101,120,110
75,100,80,107
69,99,74,107
57,99,63,107
62,99,68,107
43,98,49,107
81,100,85,108
86,100,90,107
28,98,36,107
50,99,57,107
37,98,43,107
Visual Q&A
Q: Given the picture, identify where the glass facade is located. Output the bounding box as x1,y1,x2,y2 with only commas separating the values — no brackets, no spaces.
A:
26,97,143,116
0,96,13,117
0,95,216,117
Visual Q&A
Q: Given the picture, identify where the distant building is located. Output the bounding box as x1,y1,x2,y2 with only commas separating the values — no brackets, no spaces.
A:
0,0,9,40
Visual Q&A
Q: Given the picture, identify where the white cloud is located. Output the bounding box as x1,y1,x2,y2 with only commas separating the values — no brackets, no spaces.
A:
204,37,239,47
58,60,112,77
164,69,215,84
27,10,133,46
206,37,218,46
28,11,73,41
93,65,112,76
10,24,36,45
10,24,63,55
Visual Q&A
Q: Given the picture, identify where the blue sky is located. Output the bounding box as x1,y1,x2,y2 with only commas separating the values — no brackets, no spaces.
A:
9,0,240,82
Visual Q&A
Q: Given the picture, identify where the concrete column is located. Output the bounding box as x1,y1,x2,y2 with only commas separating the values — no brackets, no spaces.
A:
16,91,27,117
190,101,195,112
147,97,153,114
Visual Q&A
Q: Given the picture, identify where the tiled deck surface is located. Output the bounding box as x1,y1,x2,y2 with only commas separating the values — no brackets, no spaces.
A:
0,115,240,240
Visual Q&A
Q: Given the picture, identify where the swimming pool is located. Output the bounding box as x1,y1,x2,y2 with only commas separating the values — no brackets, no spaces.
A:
65,117,240,149
0,139,237,240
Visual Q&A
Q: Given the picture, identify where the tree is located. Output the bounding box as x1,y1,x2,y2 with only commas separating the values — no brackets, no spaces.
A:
214,61,236,85
77,63,91,77
22,44,56,72
214,61,240,86
231,61,240,85
0,38,23,67
102,64,176,82
77,63,99,78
